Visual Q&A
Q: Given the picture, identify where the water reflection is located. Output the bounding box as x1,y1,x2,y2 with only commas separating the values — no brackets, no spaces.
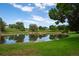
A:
16,35,25,42
36,35,50,42
0,36,5,44
4,35,16,44
49,33,68,40
39,34,48,39
0,33,68,44
49,34,55,40
29,34,38,41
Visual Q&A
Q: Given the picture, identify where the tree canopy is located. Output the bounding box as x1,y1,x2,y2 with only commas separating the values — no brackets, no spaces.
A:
49,3,79,32
39,26,48,31
16,22,25,31
29,24,38,32
9,22,25,31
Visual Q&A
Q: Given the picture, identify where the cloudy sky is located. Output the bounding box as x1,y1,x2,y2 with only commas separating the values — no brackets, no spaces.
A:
0,3,60,28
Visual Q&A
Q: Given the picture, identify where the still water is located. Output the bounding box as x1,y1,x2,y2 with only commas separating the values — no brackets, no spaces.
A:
0,34,67,44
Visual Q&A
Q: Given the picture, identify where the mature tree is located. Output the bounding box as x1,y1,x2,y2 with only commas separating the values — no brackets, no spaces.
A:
42,27,48,30
29,24,38,32
49,3,79,32
9,24,16,28
55,21,59,25
57,25,69,30
8,22,25,31
16,22,25,31
0,17,6,32
49,25,57,31
39,26,43,30
57,25,65,30
39,26,48,31
57,25,69,33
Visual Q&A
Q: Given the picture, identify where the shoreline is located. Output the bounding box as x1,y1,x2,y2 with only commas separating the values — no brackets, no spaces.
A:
0,32,68,36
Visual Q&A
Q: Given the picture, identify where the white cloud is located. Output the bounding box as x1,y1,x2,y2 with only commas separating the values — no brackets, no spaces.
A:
10,3,34,12
15,19,23,22
34,3,45,9
44,3,56,6
32,15,56,24
15,19,37,28
32,15,45,21
14,17,55,28
21,6,34,12
31,15,56,27
15,19,35,24
10,3,56,12
34,3,56,10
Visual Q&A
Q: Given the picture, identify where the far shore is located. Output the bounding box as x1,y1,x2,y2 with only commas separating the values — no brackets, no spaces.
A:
0,32,68,36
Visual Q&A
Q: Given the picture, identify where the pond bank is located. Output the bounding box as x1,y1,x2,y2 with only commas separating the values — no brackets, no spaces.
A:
1,32,68,36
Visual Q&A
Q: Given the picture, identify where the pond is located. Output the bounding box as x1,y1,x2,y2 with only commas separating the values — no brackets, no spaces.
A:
0,33,68,44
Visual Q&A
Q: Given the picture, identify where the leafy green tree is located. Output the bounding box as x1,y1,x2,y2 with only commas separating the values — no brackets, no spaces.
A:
49,25,57,31
39,26,48,31
57,25,68,30
9,24,16,28
57,25,69,33
0,17,6,32
16,22,25,31
29,24,38,32
55,21,59,25
57,25,65,30
49,3,79,32
39,26,43,30
8,22,25,31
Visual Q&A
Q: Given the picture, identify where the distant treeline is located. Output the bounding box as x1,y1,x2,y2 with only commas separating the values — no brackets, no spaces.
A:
0,17,69,33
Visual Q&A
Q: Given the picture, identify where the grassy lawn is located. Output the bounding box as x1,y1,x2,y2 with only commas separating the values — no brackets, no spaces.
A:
0,32,79,56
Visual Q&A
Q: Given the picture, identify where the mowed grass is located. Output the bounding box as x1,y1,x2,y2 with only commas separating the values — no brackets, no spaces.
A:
0,32,79,56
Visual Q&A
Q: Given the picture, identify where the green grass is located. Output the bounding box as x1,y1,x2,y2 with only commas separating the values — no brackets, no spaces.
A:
0,32,79,56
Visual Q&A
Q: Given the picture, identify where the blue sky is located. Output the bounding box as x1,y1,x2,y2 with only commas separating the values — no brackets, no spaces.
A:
0,3,67,28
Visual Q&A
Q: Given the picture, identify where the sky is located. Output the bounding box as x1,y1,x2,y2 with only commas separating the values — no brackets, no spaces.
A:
0,3,68,28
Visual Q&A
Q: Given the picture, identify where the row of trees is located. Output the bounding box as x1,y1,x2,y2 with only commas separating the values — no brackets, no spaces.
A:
49,25,69,32
0,17,48,32
0,18,69,32
29,24,48,32
0,17,69,33
9,22,25,31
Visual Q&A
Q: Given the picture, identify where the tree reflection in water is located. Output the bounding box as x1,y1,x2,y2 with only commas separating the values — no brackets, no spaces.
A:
16,35,25,42
9,35,25,42
5,35,25,43
0,36,5,44
29,34,38,41
49,34,55,40
49,33,68,40
0,33,68,44
39,34,48,39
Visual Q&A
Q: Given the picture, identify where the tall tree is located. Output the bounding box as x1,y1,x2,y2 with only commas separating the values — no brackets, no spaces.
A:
39,26,48,31
0,17,6,32
49,3,79,32
9,24,16,28
16,22,25,31
49,25,57,31
29,24,38,32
